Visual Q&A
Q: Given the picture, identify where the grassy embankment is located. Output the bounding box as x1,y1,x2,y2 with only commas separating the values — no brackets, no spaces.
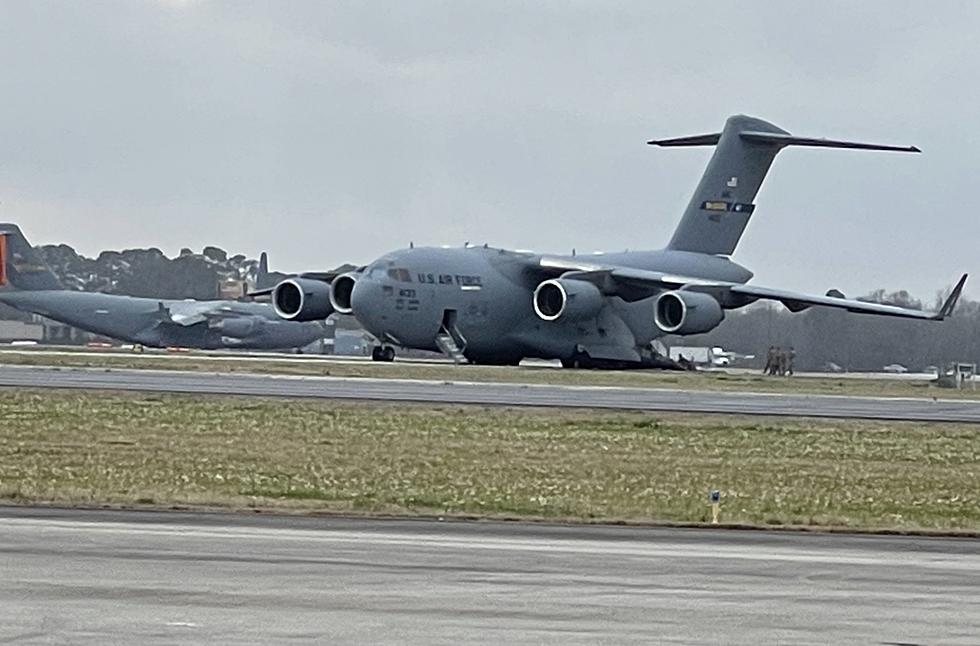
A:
1,389,977,531
1,350,976,399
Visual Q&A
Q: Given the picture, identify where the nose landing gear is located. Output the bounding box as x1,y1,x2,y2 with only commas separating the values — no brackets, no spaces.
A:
371,345,396,362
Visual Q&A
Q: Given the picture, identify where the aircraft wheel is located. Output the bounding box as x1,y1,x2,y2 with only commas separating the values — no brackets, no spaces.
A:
561,350,590,369
372,346,396,362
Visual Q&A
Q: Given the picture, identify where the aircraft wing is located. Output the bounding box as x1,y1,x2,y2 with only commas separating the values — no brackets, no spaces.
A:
538,256,968,321
247,270,344,299
165,301,246,326
726,278,967,320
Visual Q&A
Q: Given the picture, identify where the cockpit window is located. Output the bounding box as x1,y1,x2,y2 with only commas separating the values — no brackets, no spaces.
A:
368,264,385,279
386,268,413,282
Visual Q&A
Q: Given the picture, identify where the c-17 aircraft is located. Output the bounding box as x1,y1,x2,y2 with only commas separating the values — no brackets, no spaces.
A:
0,224,326,350
266,115,967,368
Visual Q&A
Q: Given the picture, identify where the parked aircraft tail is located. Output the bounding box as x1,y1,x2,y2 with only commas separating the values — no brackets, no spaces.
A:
255,251,277,291
0,223,63,291
649,115,920,256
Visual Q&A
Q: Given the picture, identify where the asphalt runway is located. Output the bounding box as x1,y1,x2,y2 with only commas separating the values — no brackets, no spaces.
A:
2,364,980,422
0,507,976,645
0,346,942,379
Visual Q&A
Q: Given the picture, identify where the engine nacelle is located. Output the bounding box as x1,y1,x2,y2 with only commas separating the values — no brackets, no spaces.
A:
653,290,724,335
273,278,334,321
211,317,260,338
329,272,357,315
533,278,604,322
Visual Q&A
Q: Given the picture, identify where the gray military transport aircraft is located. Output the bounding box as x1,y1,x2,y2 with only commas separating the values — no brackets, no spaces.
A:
266,115,967,368
0,224,326,350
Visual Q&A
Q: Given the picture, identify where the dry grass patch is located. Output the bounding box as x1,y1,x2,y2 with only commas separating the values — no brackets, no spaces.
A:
0,389,977,530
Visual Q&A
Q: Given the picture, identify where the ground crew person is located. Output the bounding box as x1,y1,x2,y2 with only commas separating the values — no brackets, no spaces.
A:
764,346,776,374
772,346,784,375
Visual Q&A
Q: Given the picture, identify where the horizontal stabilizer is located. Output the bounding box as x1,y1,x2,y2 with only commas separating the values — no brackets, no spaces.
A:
647,133,721,147
738,131,921,153
647,127,920,153
650,115,922,256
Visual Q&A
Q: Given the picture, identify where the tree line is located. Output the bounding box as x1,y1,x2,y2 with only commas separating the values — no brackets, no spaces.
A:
668,288,980,372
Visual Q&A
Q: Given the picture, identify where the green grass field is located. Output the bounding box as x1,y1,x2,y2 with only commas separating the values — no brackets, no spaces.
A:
2,349,977,399
1,389,977,531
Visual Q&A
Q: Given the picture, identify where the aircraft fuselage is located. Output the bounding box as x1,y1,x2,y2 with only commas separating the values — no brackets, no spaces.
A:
349,245,752,364
0,290,324,350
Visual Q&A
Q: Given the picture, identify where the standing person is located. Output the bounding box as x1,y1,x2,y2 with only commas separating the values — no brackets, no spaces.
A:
787,347,796,376
771,346,781,375
777,347,787,376
764,346,776,375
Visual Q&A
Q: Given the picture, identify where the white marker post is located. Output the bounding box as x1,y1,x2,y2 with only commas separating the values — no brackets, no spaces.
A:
708,489,721,524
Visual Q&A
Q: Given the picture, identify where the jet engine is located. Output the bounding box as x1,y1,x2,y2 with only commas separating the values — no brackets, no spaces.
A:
329,273,358,315
273,278,334,321
211,317,260,338
653,290,724,335
532,278,604,322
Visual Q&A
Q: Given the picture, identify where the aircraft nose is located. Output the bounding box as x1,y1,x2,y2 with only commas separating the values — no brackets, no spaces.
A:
350,277,382,331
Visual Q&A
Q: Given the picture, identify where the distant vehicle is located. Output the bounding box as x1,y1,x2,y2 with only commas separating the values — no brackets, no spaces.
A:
882,364,909,374
0,224,327,351
823,361,846,373
669,345,737,367
711,348,731,366
261,115,966,368
669,346,712,365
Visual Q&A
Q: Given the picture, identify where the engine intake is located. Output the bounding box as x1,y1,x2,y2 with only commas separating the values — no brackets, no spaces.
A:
330,273,357,315
533,278,604,322
273,278,334,321
654,290,724,335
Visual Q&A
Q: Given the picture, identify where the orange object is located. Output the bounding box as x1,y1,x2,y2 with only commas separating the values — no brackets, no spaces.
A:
0,234,7,286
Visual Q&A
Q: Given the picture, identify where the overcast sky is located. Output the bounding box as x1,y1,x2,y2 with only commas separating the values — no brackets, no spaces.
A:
1,1,977,300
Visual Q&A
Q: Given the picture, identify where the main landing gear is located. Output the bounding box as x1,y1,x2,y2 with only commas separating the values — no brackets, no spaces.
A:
560,349,591,369
372,345,396,362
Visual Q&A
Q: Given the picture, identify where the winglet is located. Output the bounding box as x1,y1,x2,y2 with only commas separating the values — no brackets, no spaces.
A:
935,274,968,319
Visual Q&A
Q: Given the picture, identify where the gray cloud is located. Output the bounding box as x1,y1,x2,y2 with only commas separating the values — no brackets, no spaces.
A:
1,1,977,300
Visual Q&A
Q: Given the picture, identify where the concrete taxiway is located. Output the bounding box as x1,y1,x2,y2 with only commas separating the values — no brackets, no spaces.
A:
1,364,979,422
0,507,976,645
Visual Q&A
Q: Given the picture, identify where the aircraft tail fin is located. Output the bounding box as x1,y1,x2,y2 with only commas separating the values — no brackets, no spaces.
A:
649,115,920,256
0,224,63,291
255,251,277,291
